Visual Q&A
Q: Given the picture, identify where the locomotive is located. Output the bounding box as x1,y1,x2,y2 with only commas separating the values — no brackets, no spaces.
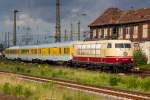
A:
4,40,133,71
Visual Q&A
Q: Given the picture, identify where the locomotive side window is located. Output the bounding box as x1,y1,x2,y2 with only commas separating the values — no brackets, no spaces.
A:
115,43,131,48
107,43,112,48
124,44,131,48
115,43,124,48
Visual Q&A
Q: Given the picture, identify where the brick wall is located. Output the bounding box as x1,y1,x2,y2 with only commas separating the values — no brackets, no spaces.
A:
90,22,150,42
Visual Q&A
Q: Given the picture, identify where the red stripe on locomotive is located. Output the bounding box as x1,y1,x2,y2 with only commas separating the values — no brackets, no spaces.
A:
73,56,133,64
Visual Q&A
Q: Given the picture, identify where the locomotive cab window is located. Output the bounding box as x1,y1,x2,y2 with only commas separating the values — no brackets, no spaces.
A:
107,43,112,48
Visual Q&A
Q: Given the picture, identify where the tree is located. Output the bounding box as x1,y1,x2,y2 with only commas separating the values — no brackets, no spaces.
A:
133,50,147,66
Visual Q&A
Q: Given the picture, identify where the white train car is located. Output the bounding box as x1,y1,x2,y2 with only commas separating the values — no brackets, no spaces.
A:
5,42,76,62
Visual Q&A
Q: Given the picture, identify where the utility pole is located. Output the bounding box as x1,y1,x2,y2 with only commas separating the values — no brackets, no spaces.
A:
64,29,67,41
77,21,80,41
13,10,19,46
7,32,10,47
55,0,61,42
76,13,87,41
70,23,73,41
5,32,7,47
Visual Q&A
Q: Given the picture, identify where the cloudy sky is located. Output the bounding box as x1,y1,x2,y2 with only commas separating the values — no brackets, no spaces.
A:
0,0,150,36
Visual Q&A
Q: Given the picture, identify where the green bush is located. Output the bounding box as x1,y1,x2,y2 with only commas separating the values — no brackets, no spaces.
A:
133,50,147,66
40,70,46,76
63,94,73,100
16,67,25,73
3,83,11,95
140,78,150,91
23,87,32,98
26,69,31,73
126,77,138,89
109,76,120,86
2,83,32,98
14,85,23,97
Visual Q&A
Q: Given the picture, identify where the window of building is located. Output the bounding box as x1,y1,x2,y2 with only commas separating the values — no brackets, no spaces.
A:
93,29,97,38
109,28,112,37
112,27,118,39
101,29,104,38
143,24,148,38
96,29,99,38
133,26,138,39
98,29,102,38
104,28,108,38
118,27,123,39
126,27,130,39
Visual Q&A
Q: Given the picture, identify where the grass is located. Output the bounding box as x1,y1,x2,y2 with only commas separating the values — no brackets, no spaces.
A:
136,64,150,70
0,74,104,100
0,59,150,94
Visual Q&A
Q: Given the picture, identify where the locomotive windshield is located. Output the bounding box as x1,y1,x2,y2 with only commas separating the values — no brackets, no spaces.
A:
107,43,112,48
115,43,131,48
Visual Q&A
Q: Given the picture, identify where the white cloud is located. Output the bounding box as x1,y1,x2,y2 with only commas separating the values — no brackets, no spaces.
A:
2,13,55,35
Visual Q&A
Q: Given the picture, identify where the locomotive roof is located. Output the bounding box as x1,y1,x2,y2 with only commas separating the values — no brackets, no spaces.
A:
6,40,131,50
75,40,131,44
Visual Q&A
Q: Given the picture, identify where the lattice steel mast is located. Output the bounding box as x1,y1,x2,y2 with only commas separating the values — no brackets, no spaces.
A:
55,0,61,42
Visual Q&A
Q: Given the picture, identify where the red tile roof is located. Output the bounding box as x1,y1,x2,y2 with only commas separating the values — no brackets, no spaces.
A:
89,7,150,27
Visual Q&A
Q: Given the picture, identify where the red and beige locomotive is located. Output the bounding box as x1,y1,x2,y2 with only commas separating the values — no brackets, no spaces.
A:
4,40,133,71
72,40,133,71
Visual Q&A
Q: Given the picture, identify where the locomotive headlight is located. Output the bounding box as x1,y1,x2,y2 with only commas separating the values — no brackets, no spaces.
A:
116,58,119,61
131,58,134,61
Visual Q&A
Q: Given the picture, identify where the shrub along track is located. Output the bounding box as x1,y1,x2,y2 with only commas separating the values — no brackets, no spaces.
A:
0,71,150,100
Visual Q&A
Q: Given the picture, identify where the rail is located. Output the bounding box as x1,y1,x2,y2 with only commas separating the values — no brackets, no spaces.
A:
0,71,150,100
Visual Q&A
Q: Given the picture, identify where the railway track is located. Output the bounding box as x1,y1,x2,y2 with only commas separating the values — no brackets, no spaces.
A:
0,71,150,100
131,69,150,78
0,94,21,100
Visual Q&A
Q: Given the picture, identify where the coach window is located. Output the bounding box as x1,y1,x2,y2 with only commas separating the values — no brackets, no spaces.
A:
48,48,51,55
35,49,37,54
64,48,67,54
39,49,41,54
64,48,69,55
59,48,61,55
107,43,112,48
